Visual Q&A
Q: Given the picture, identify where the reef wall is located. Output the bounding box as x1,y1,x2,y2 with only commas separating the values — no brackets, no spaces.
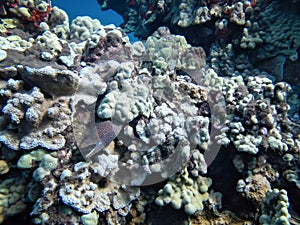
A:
0,0,299,224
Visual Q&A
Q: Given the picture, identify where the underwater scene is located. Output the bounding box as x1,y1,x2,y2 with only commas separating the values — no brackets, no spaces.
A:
0,0,300,224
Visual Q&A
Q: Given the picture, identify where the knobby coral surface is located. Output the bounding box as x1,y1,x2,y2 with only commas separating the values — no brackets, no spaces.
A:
0,0,299,225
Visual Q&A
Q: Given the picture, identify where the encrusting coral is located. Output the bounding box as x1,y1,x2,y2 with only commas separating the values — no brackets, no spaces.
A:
59,162,140,214
0,79,72,150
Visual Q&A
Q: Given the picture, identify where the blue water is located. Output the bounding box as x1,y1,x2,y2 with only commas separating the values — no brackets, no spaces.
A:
51,0,138,42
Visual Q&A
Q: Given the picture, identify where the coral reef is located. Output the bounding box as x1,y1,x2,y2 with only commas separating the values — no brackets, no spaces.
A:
98,0,300,94
71,26,217,187
97,0,256,41
0,0,299,224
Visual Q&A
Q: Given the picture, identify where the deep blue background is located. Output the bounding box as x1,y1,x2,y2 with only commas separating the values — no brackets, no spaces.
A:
51,0,138,41
51,0,122,25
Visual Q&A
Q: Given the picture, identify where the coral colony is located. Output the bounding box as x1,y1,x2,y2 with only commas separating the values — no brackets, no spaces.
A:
0,0,300,224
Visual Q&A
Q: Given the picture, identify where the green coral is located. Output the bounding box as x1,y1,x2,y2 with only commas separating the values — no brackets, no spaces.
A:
155,167,212,215
32,154,58,182
0,19,17,34
0,177,27,224
259,189,291,225
17,149,58,182
145,27,206,72
81,211,99,225
17,149,49,169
